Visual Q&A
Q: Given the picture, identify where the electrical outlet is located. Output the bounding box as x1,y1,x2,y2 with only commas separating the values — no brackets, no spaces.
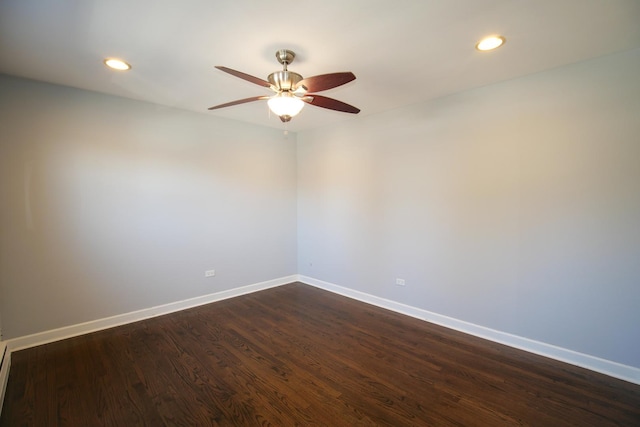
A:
205,269,216,277
395,278,405,286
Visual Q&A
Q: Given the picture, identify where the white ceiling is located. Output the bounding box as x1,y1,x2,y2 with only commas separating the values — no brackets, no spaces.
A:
1,0,639,132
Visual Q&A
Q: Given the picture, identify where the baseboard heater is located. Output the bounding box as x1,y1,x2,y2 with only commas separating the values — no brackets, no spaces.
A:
0,342,9,416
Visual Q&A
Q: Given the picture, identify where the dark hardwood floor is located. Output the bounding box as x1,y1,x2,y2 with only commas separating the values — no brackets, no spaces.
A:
2,282,639,426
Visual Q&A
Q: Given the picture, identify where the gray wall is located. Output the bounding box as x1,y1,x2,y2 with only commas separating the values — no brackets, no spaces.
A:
297,48,640,368
1,48,639,370
0,75,298,339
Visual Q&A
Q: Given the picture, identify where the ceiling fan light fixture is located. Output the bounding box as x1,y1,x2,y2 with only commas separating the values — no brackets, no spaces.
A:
103,58,131,71
209,49,359,121
475,35,506,51
267,92,304,118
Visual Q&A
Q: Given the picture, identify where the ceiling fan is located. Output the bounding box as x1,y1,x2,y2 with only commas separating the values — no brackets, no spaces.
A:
208,49,360,122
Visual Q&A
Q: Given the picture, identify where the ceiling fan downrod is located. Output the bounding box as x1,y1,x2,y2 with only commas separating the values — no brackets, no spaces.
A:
269,49,303,92
275,49,295,70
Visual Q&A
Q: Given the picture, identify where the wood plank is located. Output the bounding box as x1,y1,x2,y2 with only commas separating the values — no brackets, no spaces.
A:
1,282,639,426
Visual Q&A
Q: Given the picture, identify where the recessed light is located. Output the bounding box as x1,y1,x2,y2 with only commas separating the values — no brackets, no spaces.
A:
475,35,506,51
103,58,131,71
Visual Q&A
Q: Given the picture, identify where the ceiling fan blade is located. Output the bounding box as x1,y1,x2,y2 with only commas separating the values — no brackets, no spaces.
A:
215,66,273,89
304,94,360,114
296,72,356,93
208,96,269,110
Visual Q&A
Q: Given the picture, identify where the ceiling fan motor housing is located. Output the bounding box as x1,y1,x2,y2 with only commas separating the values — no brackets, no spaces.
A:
268,71,303,92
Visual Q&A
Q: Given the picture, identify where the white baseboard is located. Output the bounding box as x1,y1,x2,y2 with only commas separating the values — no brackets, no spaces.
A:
7,275,297,352
5,274,639,387
0,343,9,416
298,275,640,386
